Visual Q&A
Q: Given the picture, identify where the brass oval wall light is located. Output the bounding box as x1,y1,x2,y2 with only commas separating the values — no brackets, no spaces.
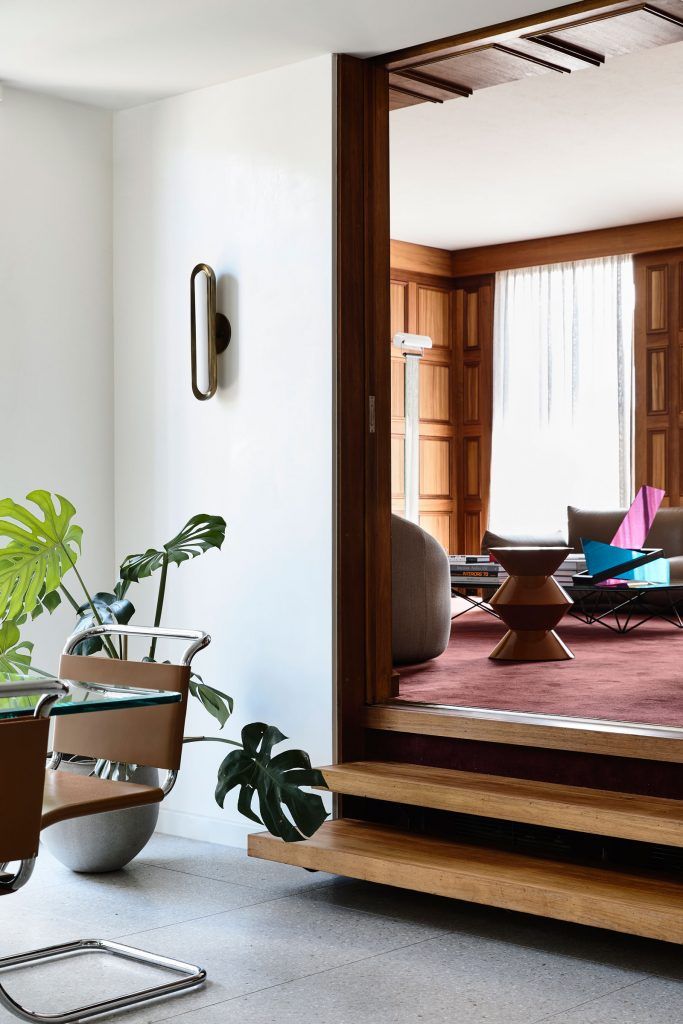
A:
190,263,231,400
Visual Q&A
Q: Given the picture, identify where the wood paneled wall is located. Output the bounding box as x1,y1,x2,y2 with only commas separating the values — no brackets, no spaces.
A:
634,249,683,505
390,270,457,552
390,242,494,554
454,276,494,553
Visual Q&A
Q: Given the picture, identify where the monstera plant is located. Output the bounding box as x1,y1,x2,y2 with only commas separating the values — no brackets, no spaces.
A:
0,490,327,843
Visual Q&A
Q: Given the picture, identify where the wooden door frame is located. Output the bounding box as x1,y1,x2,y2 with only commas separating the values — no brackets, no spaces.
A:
335,0,680,762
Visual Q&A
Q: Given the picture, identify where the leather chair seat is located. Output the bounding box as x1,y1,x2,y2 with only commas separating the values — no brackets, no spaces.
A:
42,770,163,829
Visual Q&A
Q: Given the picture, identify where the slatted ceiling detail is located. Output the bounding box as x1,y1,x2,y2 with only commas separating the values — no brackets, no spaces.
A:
389,86,433,111
513,34,603,69
416,45,557,93
389,70,471,104
527,32,606,66
389,3,683,112
397,69,473,98
548,6,683,58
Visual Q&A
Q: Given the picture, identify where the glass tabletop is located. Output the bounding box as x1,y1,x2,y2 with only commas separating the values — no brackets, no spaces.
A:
0,666,181,721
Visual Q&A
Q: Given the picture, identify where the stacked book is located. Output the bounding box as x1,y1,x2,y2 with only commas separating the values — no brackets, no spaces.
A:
449,555,503,586
554,553,586,588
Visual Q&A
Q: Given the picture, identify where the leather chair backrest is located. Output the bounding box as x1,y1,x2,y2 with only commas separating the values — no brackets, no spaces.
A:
0,717,49,863
53,656,190,771
567,505,683,558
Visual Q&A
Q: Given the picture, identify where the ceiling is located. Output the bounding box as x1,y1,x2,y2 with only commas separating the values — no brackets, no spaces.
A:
390,40,683,250
0,0,555,109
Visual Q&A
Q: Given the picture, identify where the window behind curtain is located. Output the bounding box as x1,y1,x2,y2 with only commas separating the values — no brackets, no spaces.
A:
488,255,635,536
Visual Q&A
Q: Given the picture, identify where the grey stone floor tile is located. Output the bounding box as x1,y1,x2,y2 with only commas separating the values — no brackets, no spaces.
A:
537,975,683,1024
140,832,341,896
99,891,444,1022
7,848,271,936
300,880,683,980
169,928,660,1024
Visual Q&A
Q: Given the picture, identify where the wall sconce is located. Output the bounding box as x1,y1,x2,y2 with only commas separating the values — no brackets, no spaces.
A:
190,263,231,400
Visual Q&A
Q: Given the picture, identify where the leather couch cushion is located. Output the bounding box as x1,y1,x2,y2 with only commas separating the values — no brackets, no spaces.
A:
568,505,683,558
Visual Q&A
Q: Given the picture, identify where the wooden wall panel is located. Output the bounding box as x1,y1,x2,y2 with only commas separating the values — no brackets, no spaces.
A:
454,275,495,552
390,259,457,553
420,438,451,498
420,363,450,422
634,249,683,507
418,286,451,349
391,358,405,418
391,281,408,337
647,349,667,415
647,266,668,333
419,513,451,552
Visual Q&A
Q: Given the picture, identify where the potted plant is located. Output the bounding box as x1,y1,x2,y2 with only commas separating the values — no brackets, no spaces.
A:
0,490,327,870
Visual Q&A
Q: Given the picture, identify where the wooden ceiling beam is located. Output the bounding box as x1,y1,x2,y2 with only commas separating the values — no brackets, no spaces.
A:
394,68,473,98
492,42,572,72
528,33,605,65
389,83,443,105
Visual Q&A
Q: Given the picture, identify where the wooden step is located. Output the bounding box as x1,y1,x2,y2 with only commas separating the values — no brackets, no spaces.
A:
249,818,683,944
320,761,683,847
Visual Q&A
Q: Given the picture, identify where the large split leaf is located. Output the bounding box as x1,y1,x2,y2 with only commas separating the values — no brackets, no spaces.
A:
71,591,136,655
0,491,82,621
189,672,233,729
215,722,328,842
0,619,33,678
120,514,226,582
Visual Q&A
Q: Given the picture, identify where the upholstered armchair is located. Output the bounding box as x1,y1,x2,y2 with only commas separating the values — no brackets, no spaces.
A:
391,514,452,665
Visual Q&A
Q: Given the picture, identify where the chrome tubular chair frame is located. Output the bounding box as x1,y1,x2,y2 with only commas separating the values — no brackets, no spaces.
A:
55,623,211,794
0,940,206,1024
0,636,210,1022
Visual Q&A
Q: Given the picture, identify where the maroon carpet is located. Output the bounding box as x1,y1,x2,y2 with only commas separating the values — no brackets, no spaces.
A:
397,611,683,728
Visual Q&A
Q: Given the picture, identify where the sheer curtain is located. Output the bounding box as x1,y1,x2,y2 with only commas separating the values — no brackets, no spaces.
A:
488,255,635,536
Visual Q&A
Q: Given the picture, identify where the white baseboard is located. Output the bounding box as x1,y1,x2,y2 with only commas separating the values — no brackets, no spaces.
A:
156,807,254,849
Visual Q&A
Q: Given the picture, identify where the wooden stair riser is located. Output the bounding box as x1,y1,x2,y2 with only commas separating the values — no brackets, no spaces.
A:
249,820,683,945
320,762,683,847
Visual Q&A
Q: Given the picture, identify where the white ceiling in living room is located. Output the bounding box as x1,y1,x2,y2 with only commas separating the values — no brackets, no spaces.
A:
0,0,555,109
390,42,683,251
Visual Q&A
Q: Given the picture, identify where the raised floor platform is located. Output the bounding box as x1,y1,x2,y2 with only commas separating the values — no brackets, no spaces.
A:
397,610,683,728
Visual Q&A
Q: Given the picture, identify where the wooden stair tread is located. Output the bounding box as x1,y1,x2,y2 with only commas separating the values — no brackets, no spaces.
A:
249,819,683,943
320,761,683,847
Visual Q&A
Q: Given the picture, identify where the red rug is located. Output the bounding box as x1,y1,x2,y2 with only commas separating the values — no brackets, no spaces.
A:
397,611,683,728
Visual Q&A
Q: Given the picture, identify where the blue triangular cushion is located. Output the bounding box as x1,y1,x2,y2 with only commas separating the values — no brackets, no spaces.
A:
581,538,644,577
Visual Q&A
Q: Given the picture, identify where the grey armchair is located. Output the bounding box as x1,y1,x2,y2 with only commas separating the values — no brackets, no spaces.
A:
392,514,452,665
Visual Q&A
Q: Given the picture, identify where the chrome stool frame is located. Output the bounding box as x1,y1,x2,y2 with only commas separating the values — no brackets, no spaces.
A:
0,625,210,1022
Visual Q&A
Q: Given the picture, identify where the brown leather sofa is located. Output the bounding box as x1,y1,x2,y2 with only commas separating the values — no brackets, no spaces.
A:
482,505,683,583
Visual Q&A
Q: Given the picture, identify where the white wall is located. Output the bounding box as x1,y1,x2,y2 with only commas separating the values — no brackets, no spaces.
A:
0,87,114,667
113,56,334,845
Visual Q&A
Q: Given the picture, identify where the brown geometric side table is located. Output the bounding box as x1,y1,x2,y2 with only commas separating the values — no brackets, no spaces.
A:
489,547,574,661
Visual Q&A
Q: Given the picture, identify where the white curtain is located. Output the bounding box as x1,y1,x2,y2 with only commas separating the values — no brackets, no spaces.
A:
488,255,635,536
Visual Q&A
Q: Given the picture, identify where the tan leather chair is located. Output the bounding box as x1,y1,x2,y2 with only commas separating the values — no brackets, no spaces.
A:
0,624,210,1023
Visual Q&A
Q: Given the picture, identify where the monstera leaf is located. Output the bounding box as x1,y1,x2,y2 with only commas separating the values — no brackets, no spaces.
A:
71,591,136,655
0,491,82,621
215,722,328,842
189,672,233,728
120,514,226,582
0,619,33,678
